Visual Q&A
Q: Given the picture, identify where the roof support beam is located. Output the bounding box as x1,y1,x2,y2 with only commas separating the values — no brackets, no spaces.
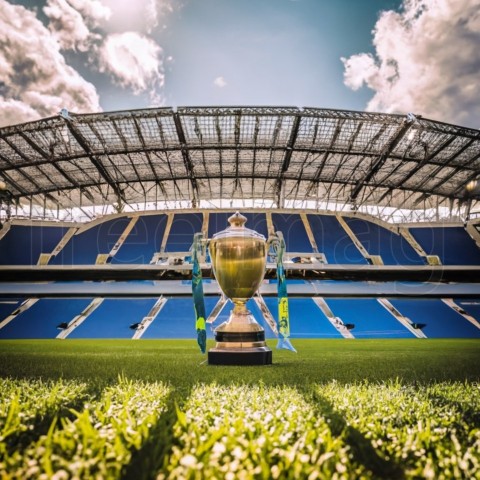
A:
173,112,199,203
0,159,29,196
111,120,146,197
376,134,460,205
61,115,127,206
152,117,181,200
424,138,480,198
16,131,80,189
0,147,59,205
349,116,414,203
275,114,301,206
234,110,242,193
305,118,345,198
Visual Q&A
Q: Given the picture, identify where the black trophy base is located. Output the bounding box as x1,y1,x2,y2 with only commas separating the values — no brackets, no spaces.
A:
208,348,272,366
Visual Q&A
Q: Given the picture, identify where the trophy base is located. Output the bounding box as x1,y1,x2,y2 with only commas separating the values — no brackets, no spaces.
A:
208,347,272,366
208,306,272,365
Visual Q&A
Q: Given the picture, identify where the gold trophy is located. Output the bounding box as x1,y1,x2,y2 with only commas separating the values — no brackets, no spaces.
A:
208,212,272,365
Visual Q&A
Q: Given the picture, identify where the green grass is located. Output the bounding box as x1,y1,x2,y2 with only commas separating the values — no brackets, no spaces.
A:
0,339,479,388
0,339,479,479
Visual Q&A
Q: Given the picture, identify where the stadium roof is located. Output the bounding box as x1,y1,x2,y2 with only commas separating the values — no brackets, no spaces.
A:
0,106,479,217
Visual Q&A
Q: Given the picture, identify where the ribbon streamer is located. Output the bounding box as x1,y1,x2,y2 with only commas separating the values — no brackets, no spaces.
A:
271,232,297,353
192,233,207,354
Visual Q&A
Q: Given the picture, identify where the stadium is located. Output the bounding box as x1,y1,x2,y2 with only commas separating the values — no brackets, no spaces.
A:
1,106,480,478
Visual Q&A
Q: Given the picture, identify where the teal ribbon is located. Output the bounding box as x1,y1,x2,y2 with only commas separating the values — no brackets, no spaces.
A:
273,233,296,353
192,234,207,354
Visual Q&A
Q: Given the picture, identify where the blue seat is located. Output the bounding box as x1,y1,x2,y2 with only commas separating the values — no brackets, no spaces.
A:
68,299,158,338
389,299,480,338
0,299,92,339
344,217,424,265
165,213,203,252
0,225,69,265
111,215,167,264
208,212,268,239
307,214,366,264
455,299,480,323
409,226,480,265
263,297,344,338
271,214,312,252
0,299,23,322
142,297,223,339
324,299,415,338
52,217,131,265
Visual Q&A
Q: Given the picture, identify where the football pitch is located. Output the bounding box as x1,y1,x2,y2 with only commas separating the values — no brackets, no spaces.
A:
0,339,479,479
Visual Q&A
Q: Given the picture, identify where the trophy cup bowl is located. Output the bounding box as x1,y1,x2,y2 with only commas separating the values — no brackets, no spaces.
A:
208,212,272,365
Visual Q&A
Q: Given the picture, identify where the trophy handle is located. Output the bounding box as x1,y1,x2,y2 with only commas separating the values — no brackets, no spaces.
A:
193,232,209,263
267,231,285,263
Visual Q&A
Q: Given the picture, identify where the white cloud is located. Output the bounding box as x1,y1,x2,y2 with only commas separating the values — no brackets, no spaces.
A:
0,97,40,127
44,0,91,51
0,0,100,127
342,0,480,127
214,76,227,88
98,32,164,102
43,0,111,51
68,0,111,23
101,0,175,33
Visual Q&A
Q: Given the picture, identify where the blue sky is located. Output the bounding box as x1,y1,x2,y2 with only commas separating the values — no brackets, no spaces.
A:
147,0,401,111
1,0,479,127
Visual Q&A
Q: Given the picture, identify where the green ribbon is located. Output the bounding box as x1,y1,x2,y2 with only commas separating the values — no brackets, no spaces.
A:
192,233,207,354
272,233,296,352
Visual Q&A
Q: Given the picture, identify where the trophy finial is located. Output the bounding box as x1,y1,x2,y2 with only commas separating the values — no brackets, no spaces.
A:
228,211,247,228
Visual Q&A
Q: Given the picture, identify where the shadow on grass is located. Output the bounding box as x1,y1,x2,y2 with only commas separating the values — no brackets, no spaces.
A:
427,393,480,436
122,391,178,480
2,395,90,457
311,389,405,480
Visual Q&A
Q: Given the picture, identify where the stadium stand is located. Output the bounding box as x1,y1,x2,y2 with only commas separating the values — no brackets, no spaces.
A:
323,298,417,338
68,299,159,339
0,224,69,265
455,299,480,321
143,297,207,339
263,297,344,338
208,212,269,239
307,214,366,264
271,213,313,252
0,299,23,323
1,107,479,341
408,226,480,265
50,217,131,265
1,210,480,341
0,299,93,339
342,217,425,265
111,214,167,264
164,213,203,253
389,299,480,338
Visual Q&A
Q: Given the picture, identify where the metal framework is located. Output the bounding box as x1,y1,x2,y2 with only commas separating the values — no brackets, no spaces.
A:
0,106,479,218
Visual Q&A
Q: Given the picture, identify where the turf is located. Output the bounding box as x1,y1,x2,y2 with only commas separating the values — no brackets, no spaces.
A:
1,339,479,479
0,339,479,388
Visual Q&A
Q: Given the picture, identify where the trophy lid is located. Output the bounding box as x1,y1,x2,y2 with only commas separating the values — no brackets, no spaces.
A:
212,211,266,241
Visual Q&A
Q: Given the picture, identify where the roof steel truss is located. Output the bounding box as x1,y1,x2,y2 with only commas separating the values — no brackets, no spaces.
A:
0,107,478,214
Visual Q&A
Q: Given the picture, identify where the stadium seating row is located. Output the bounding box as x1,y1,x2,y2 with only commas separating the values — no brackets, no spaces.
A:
1,296,479,340
1,210,479,340
1,210,480,266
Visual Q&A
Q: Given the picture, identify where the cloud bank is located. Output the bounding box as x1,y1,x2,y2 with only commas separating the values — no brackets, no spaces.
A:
0,0,100,126
342,0,480,127
98,32,164,102
0,0,174,127
44,0,110,51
